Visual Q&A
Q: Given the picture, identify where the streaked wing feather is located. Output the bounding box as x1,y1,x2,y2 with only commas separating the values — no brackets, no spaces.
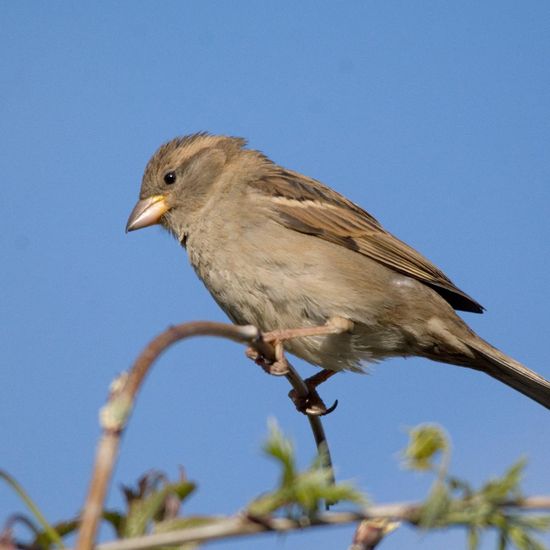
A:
251,169,483,313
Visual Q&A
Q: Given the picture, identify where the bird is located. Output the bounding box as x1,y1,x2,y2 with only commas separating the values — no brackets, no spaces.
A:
126,132,550,409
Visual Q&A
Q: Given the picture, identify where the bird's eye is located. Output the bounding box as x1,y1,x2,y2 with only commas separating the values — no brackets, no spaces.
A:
164,171,177,185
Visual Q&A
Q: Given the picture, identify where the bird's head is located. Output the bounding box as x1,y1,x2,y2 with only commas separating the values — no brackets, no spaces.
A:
126,132,247,240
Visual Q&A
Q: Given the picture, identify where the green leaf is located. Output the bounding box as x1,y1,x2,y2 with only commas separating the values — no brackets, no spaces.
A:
123,480,196,537
480,459,526,504
33,519,80,549
507,525,532,549
102,510,126,537
249,421,366,518
263,419,297,488
247,488,292,517
403,424,449,472
513,515,550,531
0,470,65,548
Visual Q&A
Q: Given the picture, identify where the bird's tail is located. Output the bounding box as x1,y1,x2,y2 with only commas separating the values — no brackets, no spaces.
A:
463,337,550,410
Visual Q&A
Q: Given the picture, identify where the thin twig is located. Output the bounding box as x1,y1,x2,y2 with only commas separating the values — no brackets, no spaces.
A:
250,347,335,478
258,319,355,480
76,322,260,550
92,496,550,550
282,358,334,483
76,321,338,550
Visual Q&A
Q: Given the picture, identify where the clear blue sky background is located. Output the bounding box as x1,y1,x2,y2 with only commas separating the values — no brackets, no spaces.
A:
2,3,549,549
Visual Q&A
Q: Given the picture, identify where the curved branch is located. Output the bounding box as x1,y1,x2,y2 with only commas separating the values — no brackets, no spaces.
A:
76,321,336,550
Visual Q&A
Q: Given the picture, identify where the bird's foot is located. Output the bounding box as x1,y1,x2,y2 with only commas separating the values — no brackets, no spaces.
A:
245,340,289,376
246,322,346,416
289,369,338,416
289,386,338,416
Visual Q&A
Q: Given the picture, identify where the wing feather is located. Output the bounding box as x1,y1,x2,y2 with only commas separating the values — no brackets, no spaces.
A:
251,168,483,313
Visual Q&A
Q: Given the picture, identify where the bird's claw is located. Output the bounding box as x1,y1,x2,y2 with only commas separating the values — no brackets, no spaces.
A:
245,346,289,376
246,339,337,415
289,387,338,416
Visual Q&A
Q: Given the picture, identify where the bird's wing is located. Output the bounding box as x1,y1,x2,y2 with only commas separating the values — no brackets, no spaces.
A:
250,168,483,313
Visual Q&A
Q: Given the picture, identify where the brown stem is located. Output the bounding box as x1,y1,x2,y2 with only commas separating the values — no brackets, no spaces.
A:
249,333,336,483
76,322,260,550
92,496,550,550
288,364,335,481
76,321,337,549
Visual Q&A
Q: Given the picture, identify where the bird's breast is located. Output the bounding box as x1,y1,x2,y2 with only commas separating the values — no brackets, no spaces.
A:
184,217,327,331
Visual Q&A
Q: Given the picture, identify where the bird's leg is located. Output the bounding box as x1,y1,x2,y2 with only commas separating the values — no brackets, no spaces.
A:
263,316,355,344
246,339,337,415
245,317,353,415
245,316,353,378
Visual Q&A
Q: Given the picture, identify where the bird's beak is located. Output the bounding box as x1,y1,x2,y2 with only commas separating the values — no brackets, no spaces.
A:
126,195,170,232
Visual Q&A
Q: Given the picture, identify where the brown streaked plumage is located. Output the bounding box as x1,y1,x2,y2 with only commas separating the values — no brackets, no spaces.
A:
127,132,550,409
249,168,483,313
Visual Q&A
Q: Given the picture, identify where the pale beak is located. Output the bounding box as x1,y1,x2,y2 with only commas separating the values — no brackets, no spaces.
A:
126,195,170,232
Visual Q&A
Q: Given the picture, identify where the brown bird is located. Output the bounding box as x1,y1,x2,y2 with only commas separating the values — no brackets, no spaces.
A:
127,132,550,409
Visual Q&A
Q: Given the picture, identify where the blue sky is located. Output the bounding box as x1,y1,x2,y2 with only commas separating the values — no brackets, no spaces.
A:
1,2,549,549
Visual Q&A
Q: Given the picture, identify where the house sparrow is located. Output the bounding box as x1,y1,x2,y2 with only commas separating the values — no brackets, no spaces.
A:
126,133,550,409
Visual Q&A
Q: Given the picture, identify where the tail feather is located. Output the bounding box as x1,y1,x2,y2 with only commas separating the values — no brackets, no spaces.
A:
465,338,550,410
